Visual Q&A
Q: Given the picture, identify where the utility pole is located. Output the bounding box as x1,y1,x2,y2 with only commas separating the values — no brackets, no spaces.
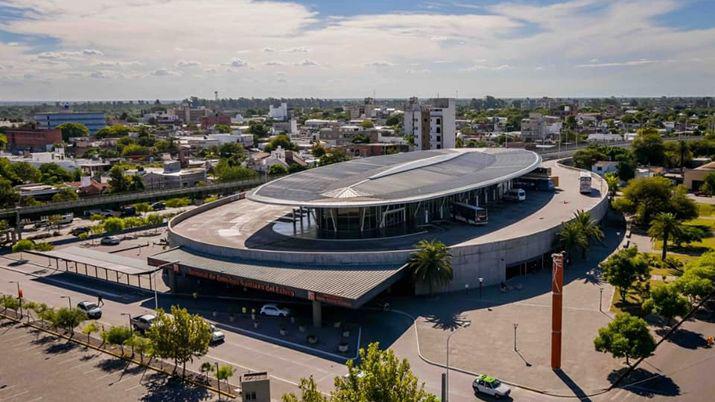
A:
551,252,564,369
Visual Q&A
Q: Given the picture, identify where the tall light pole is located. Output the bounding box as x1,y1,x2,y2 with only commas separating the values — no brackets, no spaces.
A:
152,260,178,311
60,295,72,309
478,277,484,299
513,323,519,351
444,321,471,402
599,287,604,312
121,313,132,329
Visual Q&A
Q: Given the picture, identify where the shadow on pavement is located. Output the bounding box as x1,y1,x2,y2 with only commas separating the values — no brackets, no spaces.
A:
140,373,212,402
554,368,591,401
44,340,79,355
658,327,708,349
609,367,680,397
473,391,514,401
96,357,130,373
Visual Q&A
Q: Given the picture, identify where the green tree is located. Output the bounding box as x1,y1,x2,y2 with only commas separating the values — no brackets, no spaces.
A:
385,115,401,126
121,144,149,157
133,202,153,213
558,221,587,262
632,127,665,166
675,268,714,303
54,307,87,334
700,172,715,195
10,162,41,183
311,143,326,158
407,239,453,296
268,164,289,176
124,334,153,361
594,313,656,365
573,147,607,170
96,124,131,139
214,124,231,133
600,247,651,302
108,165,129,193
613,176,697,226
103,325,133,354
216,364,235,389
51,187,79,203
360,120,374,129
648,212,685,260
39,163,75,184
264,134,298,152
214,160,258,182
58,122,89,142
571,210,604,257
146,306,212,377
0,178,20,208
641,283,690,325
103,217,125,234
218,142,246,162
283,376,329,402
82,321,99,343
604,172,619,197
318,148,351,166
12,239,35,259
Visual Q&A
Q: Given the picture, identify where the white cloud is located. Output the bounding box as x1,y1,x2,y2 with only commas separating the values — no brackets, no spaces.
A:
150,68,178,76
295,59,318,66
176,60,201,68
230,58,248,68
576,59,659,68
0,0,713,99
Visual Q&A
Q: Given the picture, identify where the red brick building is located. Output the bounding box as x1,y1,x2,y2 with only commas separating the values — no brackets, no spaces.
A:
200,114,232,129
5,128,62,152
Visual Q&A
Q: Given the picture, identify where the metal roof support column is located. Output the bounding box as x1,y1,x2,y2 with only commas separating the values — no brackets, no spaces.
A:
292,208,297,235
299,206,304,234
312,300,322,328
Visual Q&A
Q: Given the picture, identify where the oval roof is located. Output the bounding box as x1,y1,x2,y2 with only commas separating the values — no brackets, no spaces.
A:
248,148,541,208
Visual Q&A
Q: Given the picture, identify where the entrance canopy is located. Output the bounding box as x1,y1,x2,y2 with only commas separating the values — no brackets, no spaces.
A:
148,247,406,308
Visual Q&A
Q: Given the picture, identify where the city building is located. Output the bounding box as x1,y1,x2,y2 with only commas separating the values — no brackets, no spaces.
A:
684,161,715,191
34,112,107,134
148,148,607,327
268,102,288,121
4,128,62,152
591,161,619,176
403,97,456,150
136,161,207,190
200,113,232,129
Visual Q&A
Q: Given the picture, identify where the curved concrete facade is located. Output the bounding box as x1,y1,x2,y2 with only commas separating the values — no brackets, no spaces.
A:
166,159,608,293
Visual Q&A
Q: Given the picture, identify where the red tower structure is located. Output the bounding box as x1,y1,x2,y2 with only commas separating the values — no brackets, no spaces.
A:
551,252,564,369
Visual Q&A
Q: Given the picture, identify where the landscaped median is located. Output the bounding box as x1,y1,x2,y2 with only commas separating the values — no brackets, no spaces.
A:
0,297,239,400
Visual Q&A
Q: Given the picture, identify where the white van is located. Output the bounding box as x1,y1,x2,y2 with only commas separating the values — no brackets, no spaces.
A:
504,188,526,202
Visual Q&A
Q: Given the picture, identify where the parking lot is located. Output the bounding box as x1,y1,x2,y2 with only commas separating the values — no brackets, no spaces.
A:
0,322,217,402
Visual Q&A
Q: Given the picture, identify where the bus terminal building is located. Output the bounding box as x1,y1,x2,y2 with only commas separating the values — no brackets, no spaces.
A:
149,148,608,326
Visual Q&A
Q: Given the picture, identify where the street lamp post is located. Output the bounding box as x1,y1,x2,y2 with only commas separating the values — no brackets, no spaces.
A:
445,321,471,402
121,313,132,330
478,277,484,299
599,287,604,312
60,295,72,309
513,323,519,351
464,283,469,295
9,281,22,318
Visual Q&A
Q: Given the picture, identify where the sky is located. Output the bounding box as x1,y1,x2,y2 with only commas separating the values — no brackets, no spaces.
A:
0,0,714,101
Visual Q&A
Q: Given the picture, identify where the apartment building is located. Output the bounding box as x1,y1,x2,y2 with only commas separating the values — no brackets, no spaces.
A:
403,97,455,150
34,112,106,134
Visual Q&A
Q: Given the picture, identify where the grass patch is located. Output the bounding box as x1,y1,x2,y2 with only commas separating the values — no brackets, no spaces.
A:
652,202,715,259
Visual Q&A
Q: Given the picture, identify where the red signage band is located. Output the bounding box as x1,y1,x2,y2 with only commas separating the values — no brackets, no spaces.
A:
185,267,296,297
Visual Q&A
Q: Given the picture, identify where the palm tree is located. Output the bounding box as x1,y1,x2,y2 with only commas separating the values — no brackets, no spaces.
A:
407,239,453,296
558,221,588,263
604,173,619,198
648,212,684,260
571,210,604,258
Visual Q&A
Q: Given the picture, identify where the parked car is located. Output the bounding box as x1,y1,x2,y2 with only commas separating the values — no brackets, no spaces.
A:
473,374,511,398
100,236,121,245
71,226,91,237
260,304,290,317
76,301,102,319
120,206,136,217
151,202,166,211
210,324,225,345
101,209,120,218
58,213,74,225
131,314,156,332
503,188,526,202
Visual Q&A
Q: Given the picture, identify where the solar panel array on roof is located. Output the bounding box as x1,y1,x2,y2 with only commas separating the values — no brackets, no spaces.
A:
249,148,541,208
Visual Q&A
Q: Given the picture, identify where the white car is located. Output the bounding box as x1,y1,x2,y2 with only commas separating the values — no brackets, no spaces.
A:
130,314,156,332
260,304,290,317
504,188,526,202
473,374,511,398
210,324,225,344
76,301,102,319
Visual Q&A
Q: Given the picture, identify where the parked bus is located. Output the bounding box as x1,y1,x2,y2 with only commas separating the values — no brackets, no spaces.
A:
579,172,592,194
451,202,488,225
513,177,555,191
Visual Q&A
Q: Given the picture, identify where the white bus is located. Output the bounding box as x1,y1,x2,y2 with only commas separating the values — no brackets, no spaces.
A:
579,172,592,194
451,202,488,225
